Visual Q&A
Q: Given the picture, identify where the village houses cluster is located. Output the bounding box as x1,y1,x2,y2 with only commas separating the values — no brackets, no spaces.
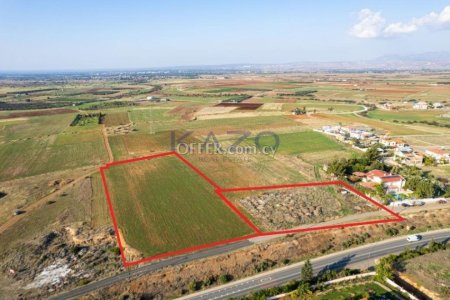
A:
318,125,449,197
381,100,446,110
318,125,449,165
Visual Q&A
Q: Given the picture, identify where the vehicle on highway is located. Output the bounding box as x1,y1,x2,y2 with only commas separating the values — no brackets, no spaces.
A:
437,199,447,204
407,235,422,242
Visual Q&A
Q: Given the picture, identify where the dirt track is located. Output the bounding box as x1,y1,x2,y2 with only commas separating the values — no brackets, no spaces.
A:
102,125,114,162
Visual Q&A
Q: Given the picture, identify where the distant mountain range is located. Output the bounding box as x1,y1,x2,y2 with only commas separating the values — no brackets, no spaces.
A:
3,52,450,75
156,52,450,72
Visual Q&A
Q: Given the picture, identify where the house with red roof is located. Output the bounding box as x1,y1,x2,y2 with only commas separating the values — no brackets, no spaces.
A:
361,169,405,194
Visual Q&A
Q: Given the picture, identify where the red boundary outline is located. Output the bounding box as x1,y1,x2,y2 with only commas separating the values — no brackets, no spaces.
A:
99,151,405,267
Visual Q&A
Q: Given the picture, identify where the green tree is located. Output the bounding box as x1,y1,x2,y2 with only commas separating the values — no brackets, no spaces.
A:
374,183,385,198
375,255,395,280
405,176,422,191
301,259,313,283
327,158,350,177
363,145,381,162
414,180,435,198
423,156,436,166
294,282,312,298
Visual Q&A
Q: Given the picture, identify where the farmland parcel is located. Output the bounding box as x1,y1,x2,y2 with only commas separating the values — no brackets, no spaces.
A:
102,155,255,260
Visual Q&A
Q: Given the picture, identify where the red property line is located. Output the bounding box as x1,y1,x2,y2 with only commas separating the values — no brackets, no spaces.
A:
99,166,128,266
173,151,221,190
340,181,405,220
100,151,405,267
258,218,402,236
221,180,343,192
215,190,261,233
125,232,261,267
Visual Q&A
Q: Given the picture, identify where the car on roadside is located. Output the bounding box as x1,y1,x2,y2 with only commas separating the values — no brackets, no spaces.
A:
407,235,422,242
13,209,25,216
437,199,447,204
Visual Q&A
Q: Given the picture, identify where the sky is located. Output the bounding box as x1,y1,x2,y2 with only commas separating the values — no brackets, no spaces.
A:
1,0,450,71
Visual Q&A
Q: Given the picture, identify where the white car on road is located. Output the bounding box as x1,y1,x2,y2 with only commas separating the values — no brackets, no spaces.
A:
406,235,421,242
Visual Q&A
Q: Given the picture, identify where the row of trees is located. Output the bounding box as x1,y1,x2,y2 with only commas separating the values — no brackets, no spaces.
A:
327,145,386,178
390,164,448,198
241,259,361,299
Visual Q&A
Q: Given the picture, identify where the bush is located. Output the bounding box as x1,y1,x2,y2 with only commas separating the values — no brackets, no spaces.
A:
108,246,121,255
219,274,231,284
188,280,199,292
385,227,399,237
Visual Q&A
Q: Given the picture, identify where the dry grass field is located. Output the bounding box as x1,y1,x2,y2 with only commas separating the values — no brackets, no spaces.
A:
402,250,450,298
104,112,130,127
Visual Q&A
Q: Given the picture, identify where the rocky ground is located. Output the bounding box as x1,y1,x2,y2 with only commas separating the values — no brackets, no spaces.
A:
238,186,377,230
105,122,135,135
0,225,123,299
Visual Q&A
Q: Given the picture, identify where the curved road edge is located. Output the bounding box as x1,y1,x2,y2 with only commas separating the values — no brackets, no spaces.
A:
51,228,450,300
177,228,450,300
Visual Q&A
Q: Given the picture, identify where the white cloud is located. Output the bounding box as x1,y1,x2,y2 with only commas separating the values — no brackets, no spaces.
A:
350,9,385,38
351,6,450,38
384,22,418,35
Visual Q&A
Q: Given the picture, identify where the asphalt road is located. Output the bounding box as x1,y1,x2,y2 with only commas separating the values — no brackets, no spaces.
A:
178,229,450,300
50,240,253,300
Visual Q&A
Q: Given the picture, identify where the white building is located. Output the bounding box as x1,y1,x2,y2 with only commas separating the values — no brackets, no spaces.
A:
433,102,444,109
425,148,450,164
363,170,406,194
413,101,428,110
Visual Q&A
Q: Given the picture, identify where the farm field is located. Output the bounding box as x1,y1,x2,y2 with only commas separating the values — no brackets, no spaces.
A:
401,250,450,299
90,172,110,228
183,115,299,134
367,109,450,124
183,152,308,187
281,102,364,113
0,129,108,181
402,134,450,147
316,113,439,135
253,131,345,155
102,155,255,259
0,72,450,299
108,130,199,160
1,114,75,142
104,111,130,127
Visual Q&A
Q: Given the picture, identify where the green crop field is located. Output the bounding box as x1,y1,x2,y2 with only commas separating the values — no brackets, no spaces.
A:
103,155,254,257
0,129,108,181
255,131,345,155
108,132,173,160
367,109,450,124
2,114,74,141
